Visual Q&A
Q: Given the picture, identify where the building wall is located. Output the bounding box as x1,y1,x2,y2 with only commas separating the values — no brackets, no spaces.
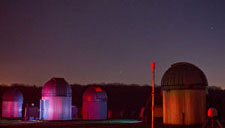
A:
163,89,206,125
82,101,107,120
2,101,23,118
154,106,163,118
24,105,39,120
40,96,72,120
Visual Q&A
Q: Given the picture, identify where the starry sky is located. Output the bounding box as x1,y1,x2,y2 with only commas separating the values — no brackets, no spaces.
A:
0,0,224,88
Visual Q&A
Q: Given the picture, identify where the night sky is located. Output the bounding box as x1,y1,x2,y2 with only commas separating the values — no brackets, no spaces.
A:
0,0,224,88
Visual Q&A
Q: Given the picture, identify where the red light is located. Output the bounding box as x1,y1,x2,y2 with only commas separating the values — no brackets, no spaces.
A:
208,108,217,118
87,96,91,101
95,87,102,92
152,62,155,70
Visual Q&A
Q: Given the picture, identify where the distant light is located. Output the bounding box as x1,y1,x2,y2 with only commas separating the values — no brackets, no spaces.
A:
87,96,92,101
95,87,102,92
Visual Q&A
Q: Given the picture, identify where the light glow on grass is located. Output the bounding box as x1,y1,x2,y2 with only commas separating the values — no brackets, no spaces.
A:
0,119,142,124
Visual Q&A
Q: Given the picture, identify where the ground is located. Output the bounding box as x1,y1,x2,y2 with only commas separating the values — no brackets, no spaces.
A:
0,119,224,128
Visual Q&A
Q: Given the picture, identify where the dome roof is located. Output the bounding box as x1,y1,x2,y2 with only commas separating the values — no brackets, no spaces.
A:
42,77,72,97
83,86,107,102
2,88,23,102
161,62,208,90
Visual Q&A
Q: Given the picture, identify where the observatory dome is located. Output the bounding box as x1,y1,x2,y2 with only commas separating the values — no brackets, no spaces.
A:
83,87,107,102
42,77,72,97
2,88,23,102
161,62,208,90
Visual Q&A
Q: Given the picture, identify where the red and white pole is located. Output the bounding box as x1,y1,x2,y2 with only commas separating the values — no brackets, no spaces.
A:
151,62,155,128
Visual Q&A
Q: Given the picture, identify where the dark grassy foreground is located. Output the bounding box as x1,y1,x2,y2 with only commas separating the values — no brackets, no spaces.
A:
0,119,224,128
0,120,144,128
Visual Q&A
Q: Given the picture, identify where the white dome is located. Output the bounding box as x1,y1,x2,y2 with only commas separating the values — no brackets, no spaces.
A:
162,62,208,90
42,78,72,97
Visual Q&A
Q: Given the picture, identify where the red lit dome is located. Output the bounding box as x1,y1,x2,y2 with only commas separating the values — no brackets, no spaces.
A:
83,87,107,102
2,88,23,102
161,62,208,90
42,78,72,97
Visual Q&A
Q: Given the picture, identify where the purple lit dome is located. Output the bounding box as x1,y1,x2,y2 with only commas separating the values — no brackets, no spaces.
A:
2,88,23,102
161,62,208,90
42,78,72,97
83,87,107,102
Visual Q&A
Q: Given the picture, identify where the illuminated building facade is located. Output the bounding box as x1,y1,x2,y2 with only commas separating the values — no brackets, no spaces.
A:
2,88,23,118
161,62,207,125
82,86,107,120
40,78,72,120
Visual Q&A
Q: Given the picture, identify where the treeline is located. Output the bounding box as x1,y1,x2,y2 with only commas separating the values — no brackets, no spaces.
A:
0,84,224,120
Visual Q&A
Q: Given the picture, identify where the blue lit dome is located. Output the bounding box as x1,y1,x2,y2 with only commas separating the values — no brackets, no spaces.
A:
2,88,23,102
42,77,72,97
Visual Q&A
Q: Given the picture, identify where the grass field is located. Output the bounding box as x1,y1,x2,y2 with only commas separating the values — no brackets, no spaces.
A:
0,119,224,128
0,119,144,128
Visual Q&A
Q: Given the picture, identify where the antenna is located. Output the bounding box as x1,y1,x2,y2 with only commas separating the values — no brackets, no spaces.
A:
152,62,155,128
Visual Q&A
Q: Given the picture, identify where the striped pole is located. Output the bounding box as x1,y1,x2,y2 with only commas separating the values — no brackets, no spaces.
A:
152,62,155,128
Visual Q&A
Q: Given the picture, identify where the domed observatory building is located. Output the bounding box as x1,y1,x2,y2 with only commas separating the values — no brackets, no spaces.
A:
40,78,72,120
161,62,208,125
2,88,24,118
82,86,107,120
